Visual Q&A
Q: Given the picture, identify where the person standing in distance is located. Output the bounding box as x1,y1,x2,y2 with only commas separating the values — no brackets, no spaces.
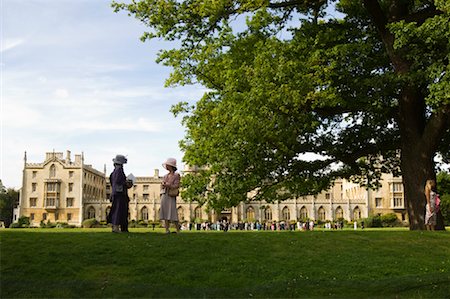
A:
160,158,181,234
108,154,132,233
424,179,438,231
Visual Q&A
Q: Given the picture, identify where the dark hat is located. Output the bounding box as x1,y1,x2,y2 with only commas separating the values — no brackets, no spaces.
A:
113,154,127,165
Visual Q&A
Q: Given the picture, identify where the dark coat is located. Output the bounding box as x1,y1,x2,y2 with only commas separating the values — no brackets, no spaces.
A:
107,165,129,226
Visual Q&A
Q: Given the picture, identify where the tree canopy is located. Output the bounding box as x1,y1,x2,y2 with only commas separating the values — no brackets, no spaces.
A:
113,0,450,229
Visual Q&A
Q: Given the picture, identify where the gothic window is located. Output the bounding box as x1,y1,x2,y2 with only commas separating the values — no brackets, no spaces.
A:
105,206,111,219
335,207,343,219
50,164,56,178
353,207,361,220
194,207,202,219
299,207,308,220
246,206,255,221
88,206,95,219
318,207,326,221
141,206,149,220
264,207,272,221
282,207,290,221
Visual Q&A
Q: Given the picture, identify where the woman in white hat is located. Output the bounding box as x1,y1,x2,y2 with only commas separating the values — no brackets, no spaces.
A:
160,158,181,233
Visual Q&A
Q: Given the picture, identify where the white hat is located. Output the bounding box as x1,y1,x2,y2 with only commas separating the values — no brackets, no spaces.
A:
113,154,127,165
162,158,177,170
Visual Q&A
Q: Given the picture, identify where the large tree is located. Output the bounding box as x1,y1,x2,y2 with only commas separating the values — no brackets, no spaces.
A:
113,0,450,229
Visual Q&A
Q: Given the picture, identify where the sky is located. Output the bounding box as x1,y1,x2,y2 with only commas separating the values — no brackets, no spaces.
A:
1,0,206,188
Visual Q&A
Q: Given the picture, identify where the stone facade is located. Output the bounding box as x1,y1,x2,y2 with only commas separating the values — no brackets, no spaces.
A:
15,150,407,227
15,151,106,226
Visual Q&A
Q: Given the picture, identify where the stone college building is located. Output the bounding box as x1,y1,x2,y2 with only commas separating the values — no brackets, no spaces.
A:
14,150,407,227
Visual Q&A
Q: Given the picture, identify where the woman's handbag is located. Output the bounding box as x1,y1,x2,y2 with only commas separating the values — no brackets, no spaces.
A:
168,187,179,197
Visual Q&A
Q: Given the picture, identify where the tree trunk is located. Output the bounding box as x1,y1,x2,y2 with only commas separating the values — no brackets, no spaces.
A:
399,89,446,230
400,146,432,230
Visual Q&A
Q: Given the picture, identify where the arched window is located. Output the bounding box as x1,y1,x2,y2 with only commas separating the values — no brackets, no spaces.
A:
105,206,111,219
353,207,361,220
282,206,290,221
177,207,184,221
50,164,56,178
87,206,95,219
141,206,148,220
194,207,202,220
299,206,308,220
318,207,326,221
246,206,255,221
264,207,272,221
335,206,343,219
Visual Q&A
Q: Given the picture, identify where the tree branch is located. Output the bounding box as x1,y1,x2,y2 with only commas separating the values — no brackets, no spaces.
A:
402,6,443,25
423,105,450,154
362,0,389,36
268,0,308,9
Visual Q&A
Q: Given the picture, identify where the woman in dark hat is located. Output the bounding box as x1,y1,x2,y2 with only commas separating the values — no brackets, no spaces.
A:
108,154,132,233
160,158,181,233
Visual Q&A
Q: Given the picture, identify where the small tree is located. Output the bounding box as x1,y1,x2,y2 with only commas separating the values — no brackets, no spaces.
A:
0,187,19,228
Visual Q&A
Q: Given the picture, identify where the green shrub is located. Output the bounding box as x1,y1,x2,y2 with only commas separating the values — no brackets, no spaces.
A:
9,222,22,228
17,216,30,228
363,215,382,228
381,213,400,227
10,217,31,228
82,218,99,228
137,220,148,227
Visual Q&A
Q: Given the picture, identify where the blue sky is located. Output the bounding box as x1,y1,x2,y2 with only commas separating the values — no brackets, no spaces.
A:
1,0,205,188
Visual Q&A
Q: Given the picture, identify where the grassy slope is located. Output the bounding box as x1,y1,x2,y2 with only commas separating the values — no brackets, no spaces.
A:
1,228,449,298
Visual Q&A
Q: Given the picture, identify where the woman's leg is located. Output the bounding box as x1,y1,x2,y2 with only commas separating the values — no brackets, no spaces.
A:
164,220,170,233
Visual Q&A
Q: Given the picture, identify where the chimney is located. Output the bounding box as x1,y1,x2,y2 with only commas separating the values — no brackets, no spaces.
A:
74,154,82,165
154,169,159,178
66,150,71,163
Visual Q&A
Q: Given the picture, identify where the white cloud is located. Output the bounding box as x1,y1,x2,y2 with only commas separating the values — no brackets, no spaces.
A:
53,88,69,98
1,38,25,53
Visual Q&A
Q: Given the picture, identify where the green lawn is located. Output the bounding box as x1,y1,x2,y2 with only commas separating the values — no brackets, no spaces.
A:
1,228,449,298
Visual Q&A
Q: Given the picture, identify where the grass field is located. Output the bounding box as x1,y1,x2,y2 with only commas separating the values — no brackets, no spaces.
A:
1,228,450,298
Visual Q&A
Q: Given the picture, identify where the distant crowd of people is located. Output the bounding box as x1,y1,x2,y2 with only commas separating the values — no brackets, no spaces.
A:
177,219,351,232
